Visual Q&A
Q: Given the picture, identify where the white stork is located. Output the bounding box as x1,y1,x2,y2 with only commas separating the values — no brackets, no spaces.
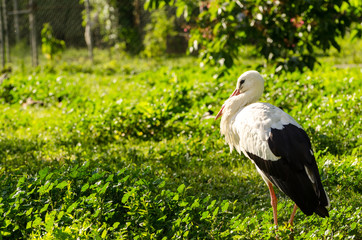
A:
215,70,329,228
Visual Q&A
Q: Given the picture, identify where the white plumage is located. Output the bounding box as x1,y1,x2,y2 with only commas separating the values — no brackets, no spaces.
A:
228,103,301,161
215,70,329,228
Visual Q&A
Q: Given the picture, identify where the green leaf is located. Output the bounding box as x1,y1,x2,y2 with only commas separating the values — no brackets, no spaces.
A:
40,203,49,213
213,207,219,218
158,180,165,188
122,192,132,203
179,201,188,207
350,222,357,230
57,211,64,220
81,183,89,192
26,221,32,229
221,201,229,212
191,199,200,209
99,182,110,195
26,207,33,216
101,229,107,239
56,181,68,190
121,175,130,183
173,194,179,201
32,217,42,227
16,176,26,188
144,0,151,10
113,222,120,229
176,3,186,18
46,172,54,180
177,184,185,193
106,174,114,182
5,219,11,227
45,211,56,232
39,168,49,180
158,215,167,222
67,202,78,213
201,211,210,220
207,200,216,210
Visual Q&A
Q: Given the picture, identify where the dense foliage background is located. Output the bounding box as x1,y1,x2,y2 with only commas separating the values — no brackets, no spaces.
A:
146,0,361,74
3,0,361,73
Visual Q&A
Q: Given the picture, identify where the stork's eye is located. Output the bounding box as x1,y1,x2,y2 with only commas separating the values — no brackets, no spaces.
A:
240,80,245,85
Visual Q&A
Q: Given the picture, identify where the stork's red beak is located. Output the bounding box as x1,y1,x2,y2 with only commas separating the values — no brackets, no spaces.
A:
215,89,240,120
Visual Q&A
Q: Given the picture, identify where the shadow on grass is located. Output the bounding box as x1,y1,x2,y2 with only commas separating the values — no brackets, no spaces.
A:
309,128,358,157
0,138,53,176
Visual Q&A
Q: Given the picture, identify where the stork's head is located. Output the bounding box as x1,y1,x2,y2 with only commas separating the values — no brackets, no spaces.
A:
215,70,265,120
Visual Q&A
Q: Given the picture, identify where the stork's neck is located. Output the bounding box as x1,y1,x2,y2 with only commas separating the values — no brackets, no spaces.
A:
222,90,261,121
219,90,262,150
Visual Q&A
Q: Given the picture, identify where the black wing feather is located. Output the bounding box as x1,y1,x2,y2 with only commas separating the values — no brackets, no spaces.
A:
247,124,329,217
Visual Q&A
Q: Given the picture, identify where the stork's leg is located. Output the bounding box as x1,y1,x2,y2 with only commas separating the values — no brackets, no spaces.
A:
289,204,298,226
267,182,278,228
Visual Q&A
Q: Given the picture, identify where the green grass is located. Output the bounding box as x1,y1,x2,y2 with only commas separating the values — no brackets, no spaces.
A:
0,41,361,239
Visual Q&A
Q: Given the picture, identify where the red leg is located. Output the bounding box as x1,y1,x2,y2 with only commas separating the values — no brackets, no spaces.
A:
289,204,298,226
267,181,278,228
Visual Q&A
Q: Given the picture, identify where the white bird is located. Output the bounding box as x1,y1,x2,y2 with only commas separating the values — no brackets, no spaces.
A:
215,70,329,228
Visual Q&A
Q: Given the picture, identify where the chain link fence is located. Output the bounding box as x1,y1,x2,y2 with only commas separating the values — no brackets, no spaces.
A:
1,0,89,67
8,0,84,45
1,0,189,68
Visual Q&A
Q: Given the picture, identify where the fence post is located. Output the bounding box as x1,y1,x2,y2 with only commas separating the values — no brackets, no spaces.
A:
29,0,38,67
13,0,20,43
84,0,93,62
2,0,10,62
0,1,4,68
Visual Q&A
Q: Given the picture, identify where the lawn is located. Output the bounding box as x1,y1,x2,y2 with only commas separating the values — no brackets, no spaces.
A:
0,42,361,239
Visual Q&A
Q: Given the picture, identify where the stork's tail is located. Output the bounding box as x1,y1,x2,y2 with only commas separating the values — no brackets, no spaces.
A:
315,205,329,218
315,182,330,218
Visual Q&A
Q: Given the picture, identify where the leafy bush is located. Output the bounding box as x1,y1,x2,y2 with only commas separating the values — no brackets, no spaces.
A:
80,0,119,48
146,0,362,74
0,163,240,239
41,23,66,61
116,0,143,54
143,7,176,58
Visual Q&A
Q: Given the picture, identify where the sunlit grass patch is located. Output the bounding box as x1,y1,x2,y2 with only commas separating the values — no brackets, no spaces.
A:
0,47,361,239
